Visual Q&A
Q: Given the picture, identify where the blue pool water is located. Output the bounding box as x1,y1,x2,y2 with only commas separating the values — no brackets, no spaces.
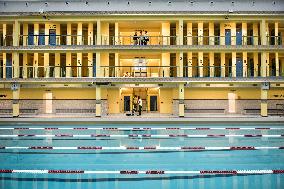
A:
0,123,284,189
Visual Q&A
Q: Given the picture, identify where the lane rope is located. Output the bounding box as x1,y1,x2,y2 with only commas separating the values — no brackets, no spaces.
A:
0,127,283,131
0,134,283,138
1,146,283,150
0,169,283,175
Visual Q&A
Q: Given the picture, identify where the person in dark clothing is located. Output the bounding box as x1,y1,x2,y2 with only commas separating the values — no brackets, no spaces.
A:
138,96,142,116
133,31,138,45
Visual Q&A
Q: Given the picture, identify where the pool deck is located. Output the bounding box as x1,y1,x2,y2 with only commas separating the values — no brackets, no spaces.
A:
0,114,283,124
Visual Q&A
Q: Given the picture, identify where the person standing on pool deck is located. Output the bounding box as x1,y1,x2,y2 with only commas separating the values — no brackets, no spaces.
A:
138,96,142,116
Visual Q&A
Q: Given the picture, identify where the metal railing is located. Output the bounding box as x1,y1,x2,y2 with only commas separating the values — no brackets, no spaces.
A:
1,35,283,46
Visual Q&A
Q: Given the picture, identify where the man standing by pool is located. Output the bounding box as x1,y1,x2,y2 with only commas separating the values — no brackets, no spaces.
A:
138,96,142,116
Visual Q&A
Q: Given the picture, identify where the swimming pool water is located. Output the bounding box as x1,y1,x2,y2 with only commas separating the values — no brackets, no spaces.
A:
0,123,284,189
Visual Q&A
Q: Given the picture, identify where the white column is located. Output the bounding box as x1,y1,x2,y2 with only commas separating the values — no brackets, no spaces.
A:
198,52,203,77
3,23,6,46
12,52,19,78
2,53,6,78
96,52,101,77
221,52,225,77
115,53,119,77
178,83,184,117
178,19,183,45
97,20,101,45
232,52,236,77
67,23,72,45
209,22,214,45
56,23,60,45
243,52,247,77
66,52,71,77
77,53,82,77
88,23,94,45
23,53,28,78
44,53,49,77
187,22,192,45
275,22,279,45
55,53,60,78
198,22,203,45
187,52,192,77
242,22,247,45
161,22,170,45
162,53,170,77
178,52,183,77
220,23,225,45
253,22,258,45
45,24,49,45
115,22,119,45
96,86,101,117
34,53,38,78
261,20,266,45
13,20,19,46
88,53,93,77
275,52,279,77
253,52,258,77
77,23,82,45
209,52,214,77
34,23,39,45
231,23,236,45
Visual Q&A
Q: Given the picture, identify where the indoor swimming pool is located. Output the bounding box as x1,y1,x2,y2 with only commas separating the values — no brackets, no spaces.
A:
0,123,283,189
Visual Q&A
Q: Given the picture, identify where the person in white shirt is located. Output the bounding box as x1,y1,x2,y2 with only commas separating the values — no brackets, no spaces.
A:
138,96,142,116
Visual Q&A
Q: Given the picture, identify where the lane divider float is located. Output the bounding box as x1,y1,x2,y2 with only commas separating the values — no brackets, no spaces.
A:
1,146,283,151
0,169,283,175
0,134,283,138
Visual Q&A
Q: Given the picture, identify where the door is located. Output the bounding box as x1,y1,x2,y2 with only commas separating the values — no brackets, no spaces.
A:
28,31,34,45
38,31,45,45
271,58,276,76
49,29,56,45
93,57,96,77
270,29,275,45
236,30,242,45
249,59,254,77
150,96,158,111
124,96,131,112
6,59,12,78
225,29,231,45
236,59,243,77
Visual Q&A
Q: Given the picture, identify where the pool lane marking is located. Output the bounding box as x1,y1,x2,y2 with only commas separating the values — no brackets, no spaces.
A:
0,169,283,175
0,134,283,138
1,146,283,150
0,127,283,130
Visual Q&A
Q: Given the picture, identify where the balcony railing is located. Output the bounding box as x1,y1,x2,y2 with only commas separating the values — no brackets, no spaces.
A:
0,35,283,46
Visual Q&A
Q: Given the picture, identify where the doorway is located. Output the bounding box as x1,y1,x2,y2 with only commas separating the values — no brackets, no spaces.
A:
225,29,231,45
236,59,243,77
150,96,158,111
124,96,131,112
49,29,56,45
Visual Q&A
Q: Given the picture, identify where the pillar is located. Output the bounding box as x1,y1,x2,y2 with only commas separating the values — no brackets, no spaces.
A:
44,53,49,77
209,52,214,77
114,22,119,45
88,53,93,77
23,53,28,78
177,52,183,77
198,22,203,45
221,52,225,77
115,53,119,77
232,52,236,77
77,23,82,45
101,22,109,45
260,20,266,45
261,86,268,117
187,52,192,77
253,22,258,45
34,24,39,45
66,52,71,77
12,85,20,117
2,53,6,78
243,52,247,77
209,22,214,45
275,22,278,45
220,23,225,45
34,53,38,78
187,22,192,45
96,86,101,117
231,23,236,45
3,24,6,46
178,83,184,117
253,52,259,77
266,53,269,77
261,52,267,77
56,23,60,45
276,52,279,77
242,22,247,45
161,22,170,45
88,23,94,45
13,20,19,46
161,53,170,77
45,24,49,45
178,19,183,45
55,53,60,78
67,23,72,45
12,52,19,78
198,52,203,77
96,20,101,45
23,24,28,46
96,52,101,77
77,53,82,77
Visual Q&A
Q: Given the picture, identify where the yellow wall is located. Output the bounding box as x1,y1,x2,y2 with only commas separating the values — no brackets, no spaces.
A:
268,89,284,99
159,88,173,114
107,88,120,114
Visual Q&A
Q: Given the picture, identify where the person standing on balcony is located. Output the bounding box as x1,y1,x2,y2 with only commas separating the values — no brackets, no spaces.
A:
139,31,144,45
144,31,149,45
133,31,138,45
138,96,142,116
